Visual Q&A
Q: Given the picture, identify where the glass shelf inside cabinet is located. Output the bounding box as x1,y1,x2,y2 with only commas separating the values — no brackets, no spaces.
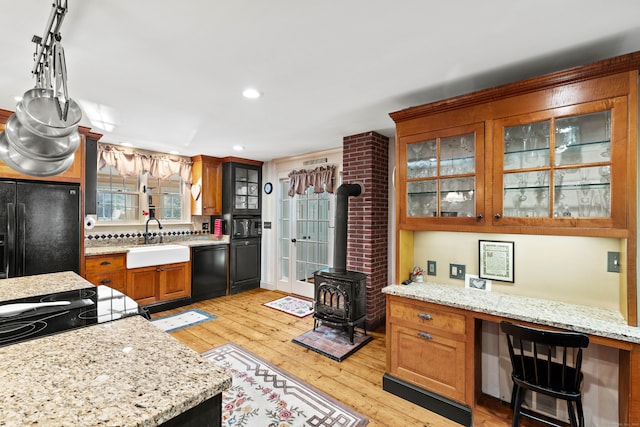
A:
504,120,550,171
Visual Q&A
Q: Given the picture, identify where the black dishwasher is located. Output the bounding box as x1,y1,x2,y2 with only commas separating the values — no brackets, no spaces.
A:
191,244,228,302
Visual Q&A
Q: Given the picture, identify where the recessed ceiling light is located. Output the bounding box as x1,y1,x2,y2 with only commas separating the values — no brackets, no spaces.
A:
169,150,180,155
242,88,261,99
120,142,133,147
233,145,245,151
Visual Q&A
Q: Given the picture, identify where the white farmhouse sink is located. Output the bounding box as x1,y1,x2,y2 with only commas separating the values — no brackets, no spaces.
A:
126,244,190,269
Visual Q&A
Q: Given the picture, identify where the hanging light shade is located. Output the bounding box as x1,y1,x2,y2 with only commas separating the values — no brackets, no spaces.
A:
0,0,82,177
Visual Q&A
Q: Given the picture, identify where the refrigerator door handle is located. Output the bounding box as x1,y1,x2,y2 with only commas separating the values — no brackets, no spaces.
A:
16,203,25,277
6,203,15,278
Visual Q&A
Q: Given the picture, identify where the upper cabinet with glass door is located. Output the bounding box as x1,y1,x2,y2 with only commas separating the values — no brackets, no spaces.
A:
493,97,627,230
222,162,262,215
400,123,485,227
392,56,638,236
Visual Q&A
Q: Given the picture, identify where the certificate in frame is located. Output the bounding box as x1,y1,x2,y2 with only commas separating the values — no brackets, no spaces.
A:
479,240,514,282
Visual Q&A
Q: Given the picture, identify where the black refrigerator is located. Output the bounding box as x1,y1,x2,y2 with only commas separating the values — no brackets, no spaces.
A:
0,180,80,278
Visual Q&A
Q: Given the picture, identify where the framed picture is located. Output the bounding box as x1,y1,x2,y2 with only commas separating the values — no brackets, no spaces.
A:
479,240,514,282
465,274,491,291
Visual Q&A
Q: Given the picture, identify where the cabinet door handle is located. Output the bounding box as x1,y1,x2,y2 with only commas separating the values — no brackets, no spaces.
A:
100,261,111,266
418,313,433,320
494,213,501,219
476,214,483,220
99,279,111,285
418,332,433,340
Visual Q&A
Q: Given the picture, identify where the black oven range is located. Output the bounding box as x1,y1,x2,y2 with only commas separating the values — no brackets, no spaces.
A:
0,286,146,348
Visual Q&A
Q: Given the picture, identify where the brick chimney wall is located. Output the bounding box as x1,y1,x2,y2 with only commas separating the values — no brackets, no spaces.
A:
342,131,389,330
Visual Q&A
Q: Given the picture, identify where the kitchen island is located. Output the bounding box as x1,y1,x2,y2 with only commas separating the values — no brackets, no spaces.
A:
0,272,232,426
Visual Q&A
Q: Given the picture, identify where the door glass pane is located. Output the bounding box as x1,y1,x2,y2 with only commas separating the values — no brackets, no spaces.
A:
407,139,437,178
439,177,475,217
555,111,611,166
440,133,475,176
504,121,550,171
503,171,549,218
554,167,610,218
407,180,437,217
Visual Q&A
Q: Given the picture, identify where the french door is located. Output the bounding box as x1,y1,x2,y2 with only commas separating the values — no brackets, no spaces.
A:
277,181,334,298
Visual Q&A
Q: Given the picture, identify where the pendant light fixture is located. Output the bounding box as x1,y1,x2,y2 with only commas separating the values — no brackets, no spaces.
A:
0,0,82,177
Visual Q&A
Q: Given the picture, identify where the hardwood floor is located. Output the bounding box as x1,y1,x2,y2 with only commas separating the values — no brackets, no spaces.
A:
153,288,521,426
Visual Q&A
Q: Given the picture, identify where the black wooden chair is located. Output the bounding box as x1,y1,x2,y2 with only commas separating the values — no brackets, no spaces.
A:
500,321,589,427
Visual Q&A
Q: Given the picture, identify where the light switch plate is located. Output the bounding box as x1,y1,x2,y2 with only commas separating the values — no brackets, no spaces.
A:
450,263,465,280
427,260,436,276
607,251,620,273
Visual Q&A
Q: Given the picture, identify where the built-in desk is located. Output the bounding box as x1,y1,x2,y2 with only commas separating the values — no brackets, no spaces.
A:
382,282,640,426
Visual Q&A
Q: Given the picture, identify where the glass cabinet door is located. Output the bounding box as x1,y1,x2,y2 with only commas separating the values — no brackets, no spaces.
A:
496,102,618,224
403,123,483,220
234,166,260,211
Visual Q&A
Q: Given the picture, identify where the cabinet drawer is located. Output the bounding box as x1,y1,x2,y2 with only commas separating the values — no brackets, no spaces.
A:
389,298,466,335
86,254,125,273
389,323,467,404
85,270,126,294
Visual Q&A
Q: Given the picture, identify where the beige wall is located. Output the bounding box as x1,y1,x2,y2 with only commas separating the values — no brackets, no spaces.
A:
413,231,623,311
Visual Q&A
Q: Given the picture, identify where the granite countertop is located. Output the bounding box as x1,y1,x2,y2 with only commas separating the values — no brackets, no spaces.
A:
382,282,640,345
0,271,93,302
85,238,229,256
0,315,232,426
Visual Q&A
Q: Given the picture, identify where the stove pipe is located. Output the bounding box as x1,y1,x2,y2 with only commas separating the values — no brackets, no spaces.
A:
333,183,362,273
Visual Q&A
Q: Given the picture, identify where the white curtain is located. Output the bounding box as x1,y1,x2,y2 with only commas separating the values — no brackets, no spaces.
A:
97,143,192,184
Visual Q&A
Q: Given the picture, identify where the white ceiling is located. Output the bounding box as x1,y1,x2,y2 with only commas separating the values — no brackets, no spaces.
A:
2,1,640,162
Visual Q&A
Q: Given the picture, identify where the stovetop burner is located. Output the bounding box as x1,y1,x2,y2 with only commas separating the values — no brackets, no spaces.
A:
0,286,144,347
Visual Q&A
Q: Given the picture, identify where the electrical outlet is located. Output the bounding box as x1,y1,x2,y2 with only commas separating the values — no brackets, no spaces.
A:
450,263,465,280
427,260,436,276
607,251,620,273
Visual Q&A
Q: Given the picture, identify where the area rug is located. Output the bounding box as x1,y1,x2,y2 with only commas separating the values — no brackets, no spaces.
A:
202,343,368,427
292,325,373,362
264,295,314,318
150,308,216,332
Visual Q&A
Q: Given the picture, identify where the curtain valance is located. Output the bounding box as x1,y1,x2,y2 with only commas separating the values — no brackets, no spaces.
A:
288,165,336,196
97,143,193,184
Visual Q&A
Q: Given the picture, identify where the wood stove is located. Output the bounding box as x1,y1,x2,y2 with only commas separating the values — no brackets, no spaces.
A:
313,183,367,344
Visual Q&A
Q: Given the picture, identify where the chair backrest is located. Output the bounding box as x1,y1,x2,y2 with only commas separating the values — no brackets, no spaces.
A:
500,321,589,396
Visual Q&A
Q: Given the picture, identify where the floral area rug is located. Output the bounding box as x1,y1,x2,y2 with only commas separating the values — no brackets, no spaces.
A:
150,309,216,332
263,296,314,318
202,343,368,427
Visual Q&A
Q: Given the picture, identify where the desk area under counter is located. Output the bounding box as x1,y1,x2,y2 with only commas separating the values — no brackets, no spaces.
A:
382,282,640,426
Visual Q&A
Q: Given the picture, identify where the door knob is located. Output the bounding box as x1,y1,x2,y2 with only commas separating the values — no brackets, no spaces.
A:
494,213,502,219
291,238,297,243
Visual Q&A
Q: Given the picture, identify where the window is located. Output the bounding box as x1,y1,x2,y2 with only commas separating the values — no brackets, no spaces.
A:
97,167,186,224
147,173,184,221
97,166,140,222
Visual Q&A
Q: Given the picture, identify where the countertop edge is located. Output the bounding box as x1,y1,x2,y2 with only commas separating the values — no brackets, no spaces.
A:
382,283,640,345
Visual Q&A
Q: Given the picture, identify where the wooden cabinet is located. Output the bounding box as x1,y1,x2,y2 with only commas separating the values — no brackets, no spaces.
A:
386,295,473,405
392,66,637,238
399,122,486,228
191,155,222,216
126,261,191,306
85,253,127,294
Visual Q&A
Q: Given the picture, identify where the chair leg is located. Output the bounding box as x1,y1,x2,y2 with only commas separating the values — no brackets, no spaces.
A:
512,386,525,427
567,400,578,427
576,399,585,427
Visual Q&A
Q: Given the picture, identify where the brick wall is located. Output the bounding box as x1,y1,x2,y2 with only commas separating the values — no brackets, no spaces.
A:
342,131,389,330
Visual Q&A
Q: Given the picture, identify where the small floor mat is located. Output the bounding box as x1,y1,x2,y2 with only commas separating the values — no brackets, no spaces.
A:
292,325,373,362
264,295,314,317
150,309,216,332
